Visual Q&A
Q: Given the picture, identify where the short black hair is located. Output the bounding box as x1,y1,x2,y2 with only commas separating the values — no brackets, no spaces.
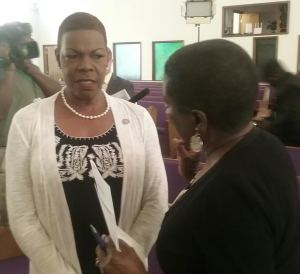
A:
57,12,107,51
0,22,32,43
164,39,258,133
261,59,288,86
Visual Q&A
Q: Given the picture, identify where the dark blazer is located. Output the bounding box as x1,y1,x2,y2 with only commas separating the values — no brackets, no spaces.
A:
106,74,135,98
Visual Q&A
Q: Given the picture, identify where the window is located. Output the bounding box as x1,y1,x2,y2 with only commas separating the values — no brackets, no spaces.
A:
152,41,184,81
113,42,141,80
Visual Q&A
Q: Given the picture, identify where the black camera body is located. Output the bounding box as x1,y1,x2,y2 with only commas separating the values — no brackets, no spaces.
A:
0,22,39,67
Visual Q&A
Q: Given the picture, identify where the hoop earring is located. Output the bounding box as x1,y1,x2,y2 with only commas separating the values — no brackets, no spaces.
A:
190,130,203,153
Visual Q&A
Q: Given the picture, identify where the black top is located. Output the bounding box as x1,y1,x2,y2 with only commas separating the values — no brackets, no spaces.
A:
106,73,135,98
267,74,300,146
55,125,124,274
156,127,300,274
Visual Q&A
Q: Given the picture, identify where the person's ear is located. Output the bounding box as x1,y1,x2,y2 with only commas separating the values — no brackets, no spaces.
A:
55,48,61,68
191,109,207,135
107,47,112,55
105,48,113,73
107,48,112,64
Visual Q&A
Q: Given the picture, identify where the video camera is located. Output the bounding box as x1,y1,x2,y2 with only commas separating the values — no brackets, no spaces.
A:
0,22,39,68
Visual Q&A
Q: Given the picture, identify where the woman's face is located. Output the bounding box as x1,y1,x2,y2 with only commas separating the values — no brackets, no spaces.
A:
58,29,110,96
164,94,195,144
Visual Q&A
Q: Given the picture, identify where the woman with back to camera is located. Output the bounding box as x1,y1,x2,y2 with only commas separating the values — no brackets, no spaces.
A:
96,39,300,274
6,12,168,274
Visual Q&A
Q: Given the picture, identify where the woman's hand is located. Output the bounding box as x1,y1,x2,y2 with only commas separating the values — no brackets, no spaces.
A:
15,59,38,74
96,235,148,274
173,138,203,181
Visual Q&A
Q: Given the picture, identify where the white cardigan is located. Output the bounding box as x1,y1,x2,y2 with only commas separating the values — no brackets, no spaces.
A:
6,93,168,274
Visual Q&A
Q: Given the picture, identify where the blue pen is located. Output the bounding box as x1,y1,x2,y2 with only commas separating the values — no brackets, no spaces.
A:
90,224,107,253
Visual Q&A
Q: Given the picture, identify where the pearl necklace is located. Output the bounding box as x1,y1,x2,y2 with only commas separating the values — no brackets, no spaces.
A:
60,87,110,119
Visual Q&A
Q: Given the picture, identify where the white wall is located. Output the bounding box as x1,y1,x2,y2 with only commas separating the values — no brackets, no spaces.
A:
35,0,195,79
0,0,37,25
4,0,299,79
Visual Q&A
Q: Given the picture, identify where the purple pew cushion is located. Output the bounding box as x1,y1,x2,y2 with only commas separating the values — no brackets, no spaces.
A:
141,95,164,102
148,158,188,274
148,244,164,274
138,101,166,130
132,81,163,95
286,146,300,176
0,256,29,274
163,158,188,203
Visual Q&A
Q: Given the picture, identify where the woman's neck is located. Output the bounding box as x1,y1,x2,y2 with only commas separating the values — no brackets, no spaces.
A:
188,123,254,187
204,123,254,165
65,87,103,106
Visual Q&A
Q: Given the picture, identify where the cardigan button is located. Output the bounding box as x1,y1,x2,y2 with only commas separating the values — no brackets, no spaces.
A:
122,118,130,124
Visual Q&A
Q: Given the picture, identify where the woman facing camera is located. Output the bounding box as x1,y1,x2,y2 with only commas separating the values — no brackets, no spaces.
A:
6,12,168,274
97,40,300,274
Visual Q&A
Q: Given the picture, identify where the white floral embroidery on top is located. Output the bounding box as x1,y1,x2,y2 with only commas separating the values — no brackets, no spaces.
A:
55,136,61,145
56,142,124,182
91,142,124,179
57,145,89,182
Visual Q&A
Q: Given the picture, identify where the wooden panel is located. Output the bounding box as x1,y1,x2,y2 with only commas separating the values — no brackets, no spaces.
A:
0,226,23,260
43,45,63,81
147,105,158,125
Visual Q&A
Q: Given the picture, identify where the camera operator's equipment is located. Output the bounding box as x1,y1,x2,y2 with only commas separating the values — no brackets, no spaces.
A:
182,0,214,42
11,40,39,62
0,22,39,67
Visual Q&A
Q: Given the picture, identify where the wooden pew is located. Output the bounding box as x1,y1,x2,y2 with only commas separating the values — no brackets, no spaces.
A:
0,226,23,260
138,101,166,131
0,256,28,274
132,81,163,95
147,105,158,125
